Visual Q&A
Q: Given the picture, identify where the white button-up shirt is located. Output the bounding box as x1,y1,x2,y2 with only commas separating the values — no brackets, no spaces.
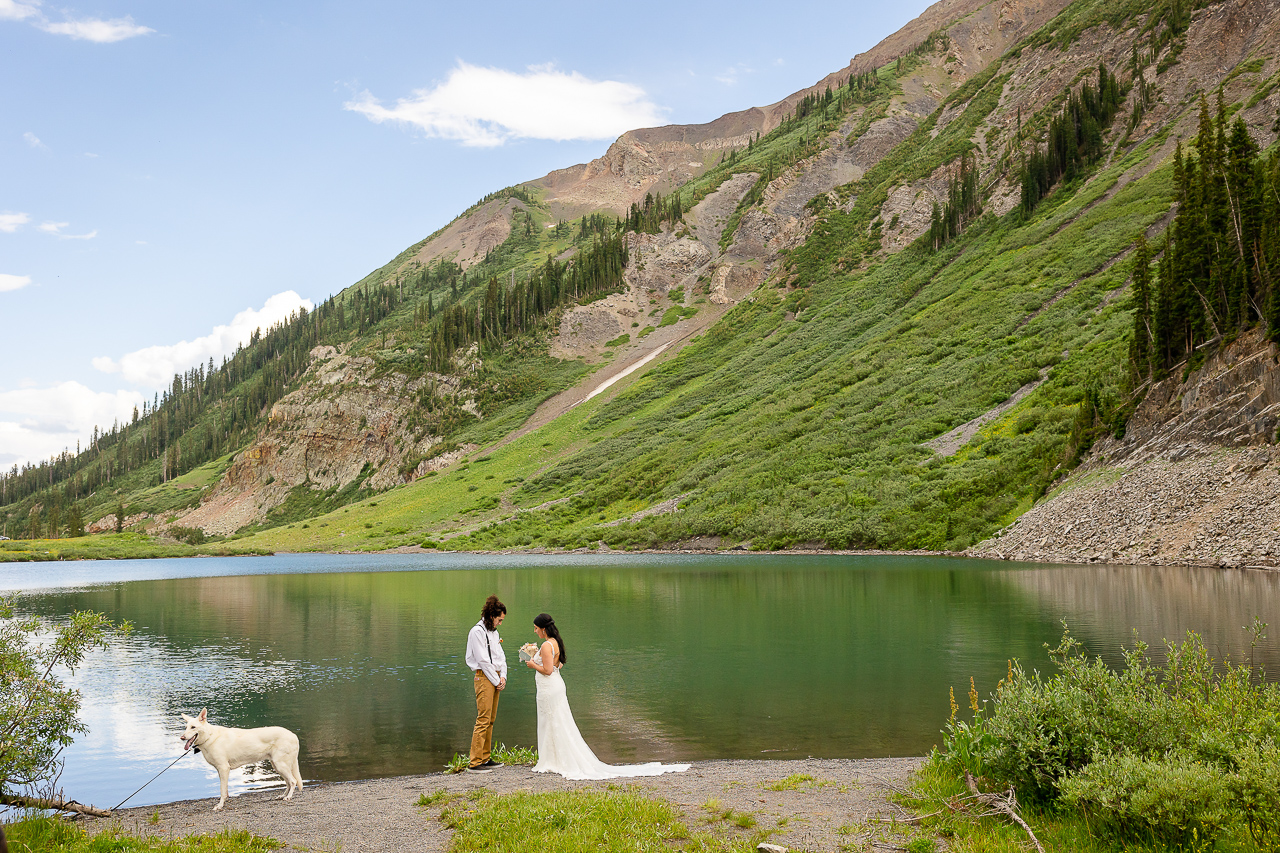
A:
465,619,507,687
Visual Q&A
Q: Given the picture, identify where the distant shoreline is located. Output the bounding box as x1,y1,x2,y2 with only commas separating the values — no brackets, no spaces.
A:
0,537,968,564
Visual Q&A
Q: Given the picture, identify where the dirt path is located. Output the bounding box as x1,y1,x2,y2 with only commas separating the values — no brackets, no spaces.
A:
93,758,925,853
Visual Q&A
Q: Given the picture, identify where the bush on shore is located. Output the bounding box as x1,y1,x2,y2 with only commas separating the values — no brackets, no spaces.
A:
935,625,1280,850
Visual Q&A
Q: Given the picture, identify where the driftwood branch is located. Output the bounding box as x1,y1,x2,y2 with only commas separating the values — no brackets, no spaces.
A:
964,772,1044,853
0,794,112,817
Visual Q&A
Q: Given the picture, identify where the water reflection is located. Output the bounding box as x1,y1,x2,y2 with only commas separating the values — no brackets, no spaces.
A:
1000,563,1280,669
8,553,1279,809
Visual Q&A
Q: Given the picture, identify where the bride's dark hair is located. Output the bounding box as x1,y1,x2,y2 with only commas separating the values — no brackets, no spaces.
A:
533,613,566,664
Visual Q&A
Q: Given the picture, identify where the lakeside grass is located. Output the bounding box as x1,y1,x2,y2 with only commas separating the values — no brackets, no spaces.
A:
3,815,280,852
0,532,269,562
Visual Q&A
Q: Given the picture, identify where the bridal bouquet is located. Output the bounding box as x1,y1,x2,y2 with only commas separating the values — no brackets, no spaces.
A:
519,642,539,662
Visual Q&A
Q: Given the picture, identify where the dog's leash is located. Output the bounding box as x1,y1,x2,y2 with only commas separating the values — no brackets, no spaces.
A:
111,748,194,812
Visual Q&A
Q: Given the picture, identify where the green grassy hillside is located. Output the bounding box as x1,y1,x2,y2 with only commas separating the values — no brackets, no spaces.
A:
233,132,1174,554
5,0,1276,557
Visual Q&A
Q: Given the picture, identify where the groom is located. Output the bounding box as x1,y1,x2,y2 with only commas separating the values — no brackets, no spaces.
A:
465,595,507,772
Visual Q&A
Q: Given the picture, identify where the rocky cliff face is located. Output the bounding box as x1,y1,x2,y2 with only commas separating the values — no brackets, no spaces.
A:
178,346,474,535
971,330,1280,567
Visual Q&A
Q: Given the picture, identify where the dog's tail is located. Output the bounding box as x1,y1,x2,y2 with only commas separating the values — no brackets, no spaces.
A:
294,757,303,791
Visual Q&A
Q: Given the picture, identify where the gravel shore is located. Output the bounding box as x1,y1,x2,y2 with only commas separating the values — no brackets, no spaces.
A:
92,758,925,852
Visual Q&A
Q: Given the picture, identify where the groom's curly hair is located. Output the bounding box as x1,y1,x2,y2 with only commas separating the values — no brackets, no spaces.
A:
481,595,506,631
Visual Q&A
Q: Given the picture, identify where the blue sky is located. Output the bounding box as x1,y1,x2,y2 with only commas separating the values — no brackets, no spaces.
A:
1,0,932,468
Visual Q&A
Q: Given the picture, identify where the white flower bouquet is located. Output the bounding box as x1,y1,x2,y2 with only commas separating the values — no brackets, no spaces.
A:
519,642,539,662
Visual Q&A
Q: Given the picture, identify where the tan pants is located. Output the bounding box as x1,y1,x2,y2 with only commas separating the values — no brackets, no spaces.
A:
469,671,500,767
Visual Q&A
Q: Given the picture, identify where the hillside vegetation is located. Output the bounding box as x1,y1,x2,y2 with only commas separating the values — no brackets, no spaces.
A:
2,0,1278,557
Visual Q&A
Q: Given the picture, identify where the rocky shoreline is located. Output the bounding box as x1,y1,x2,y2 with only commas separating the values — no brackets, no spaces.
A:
969,443,1280,568
91,758,925,853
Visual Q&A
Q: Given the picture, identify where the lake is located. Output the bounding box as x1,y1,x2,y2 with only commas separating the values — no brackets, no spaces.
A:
4,552,1279,810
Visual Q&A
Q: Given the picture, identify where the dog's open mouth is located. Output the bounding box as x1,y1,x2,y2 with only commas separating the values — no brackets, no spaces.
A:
182,734,196,751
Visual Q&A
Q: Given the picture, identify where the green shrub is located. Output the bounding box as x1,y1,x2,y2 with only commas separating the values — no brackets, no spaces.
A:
167,525,206,546
1061,753,1233,848
1230,741,1280,851
976,631,1198,802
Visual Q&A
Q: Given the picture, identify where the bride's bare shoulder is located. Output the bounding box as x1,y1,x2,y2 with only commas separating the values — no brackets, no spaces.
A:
540,638,562,666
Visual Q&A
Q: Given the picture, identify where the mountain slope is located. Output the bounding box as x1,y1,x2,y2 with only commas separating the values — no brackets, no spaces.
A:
229,0,1280,556
4,0,1280,560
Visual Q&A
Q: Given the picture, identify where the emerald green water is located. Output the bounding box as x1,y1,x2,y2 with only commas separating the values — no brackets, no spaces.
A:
6,553,1279,808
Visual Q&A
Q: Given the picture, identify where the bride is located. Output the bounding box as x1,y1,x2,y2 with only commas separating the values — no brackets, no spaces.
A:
523,613,689,780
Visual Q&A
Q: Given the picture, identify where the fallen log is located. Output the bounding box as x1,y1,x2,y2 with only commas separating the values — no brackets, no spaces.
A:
0,794,112,818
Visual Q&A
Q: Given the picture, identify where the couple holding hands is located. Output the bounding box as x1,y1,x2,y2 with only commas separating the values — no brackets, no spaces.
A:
464,595,689,781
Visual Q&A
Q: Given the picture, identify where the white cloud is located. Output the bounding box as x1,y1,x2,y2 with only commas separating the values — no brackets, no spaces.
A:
0,212,30,233
23,131,47,150
346,61,664,147
0,382,145,467
39,221,96,239
0,0,39,21
2,1,153,42
94,290,314,388
0,274,32,292
37,15,153,42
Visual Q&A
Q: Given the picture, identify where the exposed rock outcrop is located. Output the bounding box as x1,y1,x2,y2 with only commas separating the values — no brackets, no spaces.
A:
409,198,524,270
178,346,473,535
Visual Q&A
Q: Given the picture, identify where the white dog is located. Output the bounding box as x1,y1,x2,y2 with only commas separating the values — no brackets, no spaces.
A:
179,708,303,811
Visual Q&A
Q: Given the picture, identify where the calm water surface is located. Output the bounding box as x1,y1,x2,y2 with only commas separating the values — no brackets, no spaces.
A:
4,552,1279,810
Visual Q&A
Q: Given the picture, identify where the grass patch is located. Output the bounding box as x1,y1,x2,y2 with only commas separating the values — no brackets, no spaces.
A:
4,815,281,852
436,789,753,852
761,773,816,791
492,743,537,766
658,305,698,328
444,743,537,773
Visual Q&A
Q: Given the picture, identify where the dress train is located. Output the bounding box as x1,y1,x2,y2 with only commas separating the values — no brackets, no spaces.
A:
532,659,689,781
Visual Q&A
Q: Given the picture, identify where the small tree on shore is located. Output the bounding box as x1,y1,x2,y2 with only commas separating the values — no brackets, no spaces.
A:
0,599,128,819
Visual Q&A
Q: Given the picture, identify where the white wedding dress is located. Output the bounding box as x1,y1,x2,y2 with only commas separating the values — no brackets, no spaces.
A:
532,650,690,780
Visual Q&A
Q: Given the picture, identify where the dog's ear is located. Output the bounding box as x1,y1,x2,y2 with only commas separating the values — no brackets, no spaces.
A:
198,708,207,722
181,713,191,723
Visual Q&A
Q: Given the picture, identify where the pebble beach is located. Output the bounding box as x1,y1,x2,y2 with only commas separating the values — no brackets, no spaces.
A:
91,757,925,852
